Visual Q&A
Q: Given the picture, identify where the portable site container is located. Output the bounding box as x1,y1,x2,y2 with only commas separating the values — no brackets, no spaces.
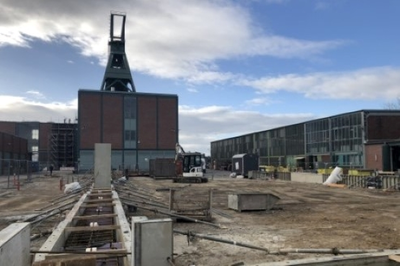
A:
232,153,259,177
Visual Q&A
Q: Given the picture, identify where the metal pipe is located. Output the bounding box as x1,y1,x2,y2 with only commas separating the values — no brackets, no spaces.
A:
30,201,78,225
119,195,168,209
174,229,269,252
24,199,78,222
120,198,221,228
271,248,385,255
35,193,80,211
30,250,130,255
30,229,53,241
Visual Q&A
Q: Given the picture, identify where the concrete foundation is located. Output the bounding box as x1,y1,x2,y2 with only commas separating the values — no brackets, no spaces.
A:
113,190,132,266
291,172,324,183
0,222,31,266
34,193,88,262
94,143,111,188
228,193,280,212
132,218,173,266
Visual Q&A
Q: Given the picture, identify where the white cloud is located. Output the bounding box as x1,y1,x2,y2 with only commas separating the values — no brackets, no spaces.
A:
187,88,198,93
0,0,345,83
239,67,400,100
0,96,77,122
26,90,45,99
67,60,74,64
244,97,276,106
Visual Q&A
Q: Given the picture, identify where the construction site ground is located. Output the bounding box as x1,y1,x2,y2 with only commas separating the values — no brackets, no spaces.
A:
1,170,400,266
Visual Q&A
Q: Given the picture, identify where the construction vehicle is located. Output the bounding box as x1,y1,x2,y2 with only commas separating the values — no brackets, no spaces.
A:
173,143,208,183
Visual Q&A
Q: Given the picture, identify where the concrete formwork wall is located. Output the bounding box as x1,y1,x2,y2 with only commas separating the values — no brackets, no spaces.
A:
291,172,324,183
0,222,31,266
132,218,173,266
94,143,111,188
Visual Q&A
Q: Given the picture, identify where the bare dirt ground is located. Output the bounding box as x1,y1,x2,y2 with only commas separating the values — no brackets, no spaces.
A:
1,170,400,266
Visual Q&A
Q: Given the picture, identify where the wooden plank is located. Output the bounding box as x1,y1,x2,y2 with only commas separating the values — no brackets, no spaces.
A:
87,193,112,197
80,203,115,208
65,225,120,232
90,189,112,193
85,199,114,203
389,254,400,263
73,214,117,220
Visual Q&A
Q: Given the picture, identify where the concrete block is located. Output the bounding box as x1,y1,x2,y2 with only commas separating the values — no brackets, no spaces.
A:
0,222,30,266
228,193,280,212
132,218,173,266
94,143,111,188
291,172,323,183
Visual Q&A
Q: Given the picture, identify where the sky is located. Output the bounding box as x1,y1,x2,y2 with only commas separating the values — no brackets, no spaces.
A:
1,0,400,155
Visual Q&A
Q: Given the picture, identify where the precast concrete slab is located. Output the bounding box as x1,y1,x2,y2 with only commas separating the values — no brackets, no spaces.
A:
33,192,88,262
228,193,280,212
132,218,173,266
291,172,324,183
0,222,30,266
94,143,111,188
112,190,132,266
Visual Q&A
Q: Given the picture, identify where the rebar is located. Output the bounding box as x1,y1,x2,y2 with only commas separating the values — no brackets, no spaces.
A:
119,198,221,228
272,248,385,255
174,229,269,252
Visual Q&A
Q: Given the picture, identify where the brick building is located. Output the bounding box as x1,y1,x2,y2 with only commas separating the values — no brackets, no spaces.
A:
0,131,29,175
78,90,178,172
0,121,77,170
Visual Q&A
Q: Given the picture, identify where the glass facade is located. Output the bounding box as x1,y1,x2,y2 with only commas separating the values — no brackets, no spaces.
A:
305,112,363,168
211,111,373,170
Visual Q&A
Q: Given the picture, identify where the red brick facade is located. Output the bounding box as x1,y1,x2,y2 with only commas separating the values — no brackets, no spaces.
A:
0,121,16,135
78,90,178,152
79,93,102,149
137,97,157,149
158,97,178,149
102,94,123,149
364,144,383,170
367,115,400,140
39,123,52,150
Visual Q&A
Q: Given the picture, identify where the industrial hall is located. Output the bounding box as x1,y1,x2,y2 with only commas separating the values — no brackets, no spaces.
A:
211,110,400,172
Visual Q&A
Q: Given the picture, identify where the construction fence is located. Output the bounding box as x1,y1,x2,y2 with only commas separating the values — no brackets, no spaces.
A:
0,159,41,177
323,174,400,190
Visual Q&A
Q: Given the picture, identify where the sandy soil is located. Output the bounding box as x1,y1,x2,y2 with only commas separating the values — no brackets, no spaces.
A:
1,170,400,266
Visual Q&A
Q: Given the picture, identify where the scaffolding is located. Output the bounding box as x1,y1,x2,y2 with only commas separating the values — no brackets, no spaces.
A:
50,123,77,169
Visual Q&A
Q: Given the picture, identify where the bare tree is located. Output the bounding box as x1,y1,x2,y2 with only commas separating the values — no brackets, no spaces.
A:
384,97,400,109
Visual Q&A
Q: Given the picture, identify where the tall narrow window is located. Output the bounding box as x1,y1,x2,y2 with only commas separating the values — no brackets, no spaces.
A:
32,129,39,140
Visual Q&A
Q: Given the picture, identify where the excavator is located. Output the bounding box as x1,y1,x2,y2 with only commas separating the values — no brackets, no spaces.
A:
173,143,208,183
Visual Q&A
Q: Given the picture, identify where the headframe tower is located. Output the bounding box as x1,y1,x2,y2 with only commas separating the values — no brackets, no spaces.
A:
101,12,136,92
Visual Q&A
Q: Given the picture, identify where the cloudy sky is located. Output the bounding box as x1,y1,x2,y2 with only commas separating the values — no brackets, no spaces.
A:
1,0,400,154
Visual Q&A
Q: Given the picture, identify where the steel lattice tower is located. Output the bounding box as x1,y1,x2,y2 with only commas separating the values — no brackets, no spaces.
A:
100,12,136,92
